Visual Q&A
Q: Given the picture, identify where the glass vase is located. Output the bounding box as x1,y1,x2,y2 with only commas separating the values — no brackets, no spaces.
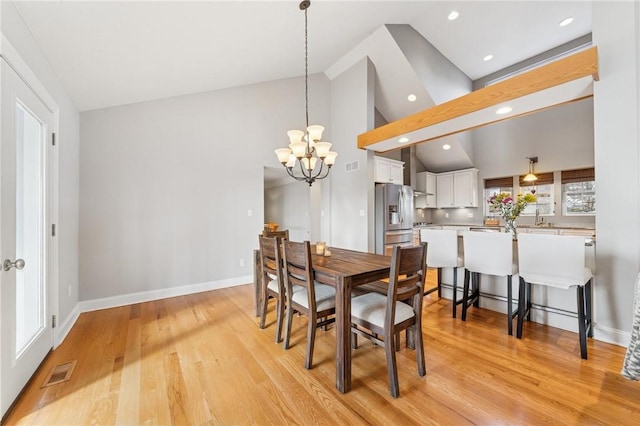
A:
505,219,517,239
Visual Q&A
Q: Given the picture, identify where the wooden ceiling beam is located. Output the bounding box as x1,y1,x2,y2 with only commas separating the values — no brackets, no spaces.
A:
357,46,599,150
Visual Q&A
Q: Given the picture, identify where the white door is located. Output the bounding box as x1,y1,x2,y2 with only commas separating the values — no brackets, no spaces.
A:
1,59,54,417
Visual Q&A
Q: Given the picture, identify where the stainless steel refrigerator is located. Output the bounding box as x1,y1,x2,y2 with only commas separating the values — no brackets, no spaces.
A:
375,183,414,255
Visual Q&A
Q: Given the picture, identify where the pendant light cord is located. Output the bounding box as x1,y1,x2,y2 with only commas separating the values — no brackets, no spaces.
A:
304,5,309,130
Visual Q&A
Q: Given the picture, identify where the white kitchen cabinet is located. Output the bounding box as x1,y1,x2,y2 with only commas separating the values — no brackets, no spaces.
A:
436,173,454,207
374,156,404,184
436,169,478,208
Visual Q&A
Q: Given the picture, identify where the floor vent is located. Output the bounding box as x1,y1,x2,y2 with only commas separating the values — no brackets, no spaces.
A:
41,360,77,388
345,160,359,172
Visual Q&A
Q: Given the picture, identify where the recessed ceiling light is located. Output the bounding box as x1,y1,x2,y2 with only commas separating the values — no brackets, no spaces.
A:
496,106,513,115
448,10,459,21
407,94,417,102
483,54,494,62
442,144,451,150
398,137,410,144
559,17,574,27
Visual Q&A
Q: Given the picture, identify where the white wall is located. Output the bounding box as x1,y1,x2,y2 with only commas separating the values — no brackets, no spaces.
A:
592,0,640,345
1,0,80,341
79,74,330,302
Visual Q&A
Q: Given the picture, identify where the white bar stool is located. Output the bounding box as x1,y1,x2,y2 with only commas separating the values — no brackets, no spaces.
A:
420,229,465,318
462,231,518,335
516,233,593,359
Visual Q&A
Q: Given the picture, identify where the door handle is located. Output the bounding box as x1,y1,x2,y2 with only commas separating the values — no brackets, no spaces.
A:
3,258,25,271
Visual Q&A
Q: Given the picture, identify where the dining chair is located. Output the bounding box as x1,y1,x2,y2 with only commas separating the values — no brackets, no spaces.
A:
462,231,518,335
516,233,593,359
350,243,428,398
420,229,465,317
262,229,290,240
258,235,286,343
282,240,336,369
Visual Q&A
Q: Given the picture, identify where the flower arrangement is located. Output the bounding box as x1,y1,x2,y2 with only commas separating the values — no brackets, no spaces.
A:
488,192,537,235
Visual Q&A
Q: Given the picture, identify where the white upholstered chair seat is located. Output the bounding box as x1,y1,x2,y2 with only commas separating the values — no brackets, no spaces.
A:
351,293,415,328
518,267,592,290
290,283,336,312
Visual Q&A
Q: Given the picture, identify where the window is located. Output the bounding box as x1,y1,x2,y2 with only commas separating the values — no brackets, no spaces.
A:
484,177,513,216
562,168,595,215
519,172,554,216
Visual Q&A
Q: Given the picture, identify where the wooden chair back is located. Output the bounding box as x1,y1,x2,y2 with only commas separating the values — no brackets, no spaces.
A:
386,243,428,329
262,229,290,240
258,235,283,291
281,240,315,302
257,235,286,341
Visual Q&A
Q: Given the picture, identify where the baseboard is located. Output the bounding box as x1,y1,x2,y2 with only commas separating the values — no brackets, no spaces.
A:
54,303,80,349
593,324,631,347
79,275,252,313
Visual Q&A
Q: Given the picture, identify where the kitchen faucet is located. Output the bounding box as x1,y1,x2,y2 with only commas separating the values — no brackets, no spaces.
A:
535,208,545,226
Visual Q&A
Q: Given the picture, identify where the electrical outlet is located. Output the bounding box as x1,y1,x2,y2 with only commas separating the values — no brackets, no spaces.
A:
467,212,474,218
68,285,72,297
445,212,449,218
240,259,245,267
247,209,253,217
359,209,365,217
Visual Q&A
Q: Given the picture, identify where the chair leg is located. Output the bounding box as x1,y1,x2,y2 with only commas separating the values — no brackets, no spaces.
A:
437,267,442,298
274,295,284,343
351,331,358,349
577,286,588,360
472,272,480,307
305,312,317,369
526,280,532,321
259,287,269,329
414,324,426,377
586,279,594,337
516,277,526,339
461,269,470,321
385,332,400,398
507,275,513,336
283,299,294,350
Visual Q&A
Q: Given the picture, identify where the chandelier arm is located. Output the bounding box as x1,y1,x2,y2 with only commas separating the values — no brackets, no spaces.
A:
285,165,307,182
297,158,312,179
315,163,332,181
312,159,325,179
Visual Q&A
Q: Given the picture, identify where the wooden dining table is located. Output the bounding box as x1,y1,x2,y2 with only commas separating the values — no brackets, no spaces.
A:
253,245,392,393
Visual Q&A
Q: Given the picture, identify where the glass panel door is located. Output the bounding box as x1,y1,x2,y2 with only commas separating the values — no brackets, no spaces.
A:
15,101,46,357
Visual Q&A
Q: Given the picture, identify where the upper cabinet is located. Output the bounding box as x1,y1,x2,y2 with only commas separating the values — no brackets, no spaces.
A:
436,168,478,208
374,156,404,184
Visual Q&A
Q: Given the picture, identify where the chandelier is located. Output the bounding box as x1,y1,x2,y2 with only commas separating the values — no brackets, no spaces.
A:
274,0,337,186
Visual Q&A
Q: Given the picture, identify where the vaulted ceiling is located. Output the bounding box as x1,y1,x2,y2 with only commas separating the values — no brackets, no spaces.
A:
11,1,592,112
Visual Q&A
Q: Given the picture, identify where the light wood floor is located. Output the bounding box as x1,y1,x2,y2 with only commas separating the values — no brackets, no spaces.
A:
4,282,640,425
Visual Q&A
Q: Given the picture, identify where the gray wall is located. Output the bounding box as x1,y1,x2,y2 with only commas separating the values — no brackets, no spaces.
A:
329,58,374,251
80,74,330,301
264,181,310,242
1,1,80,337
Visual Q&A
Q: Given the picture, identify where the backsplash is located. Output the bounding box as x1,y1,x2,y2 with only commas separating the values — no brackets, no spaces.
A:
419,206,595,228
